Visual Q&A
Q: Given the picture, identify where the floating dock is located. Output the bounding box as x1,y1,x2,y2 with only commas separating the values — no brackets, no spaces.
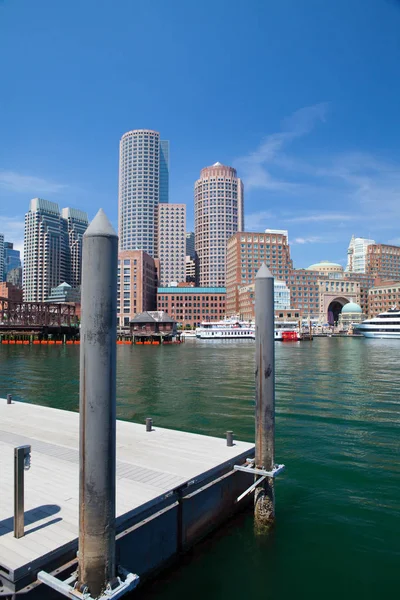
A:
0,398,254,598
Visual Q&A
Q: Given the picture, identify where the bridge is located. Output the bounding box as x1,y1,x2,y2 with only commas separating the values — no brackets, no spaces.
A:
0,297,79,331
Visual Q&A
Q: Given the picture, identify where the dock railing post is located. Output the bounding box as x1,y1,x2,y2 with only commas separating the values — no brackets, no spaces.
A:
254,263,275,532
78,209,118,598
14,445,31,538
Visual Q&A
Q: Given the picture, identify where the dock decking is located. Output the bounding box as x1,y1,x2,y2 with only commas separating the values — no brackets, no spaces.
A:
0,398,254,597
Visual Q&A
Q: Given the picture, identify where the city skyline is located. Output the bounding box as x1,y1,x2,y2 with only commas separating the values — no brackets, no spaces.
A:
2,1,400,267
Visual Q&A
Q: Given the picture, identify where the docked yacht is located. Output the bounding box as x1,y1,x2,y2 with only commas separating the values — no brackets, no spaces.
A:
354,307,400,338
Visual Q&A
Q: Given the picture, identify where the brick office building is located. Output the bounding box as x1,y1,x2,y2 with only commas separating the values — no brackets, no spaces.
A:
157,286,226,328
117,250,158,327
367,281,400,317
226,230,292,316
366,244,400,280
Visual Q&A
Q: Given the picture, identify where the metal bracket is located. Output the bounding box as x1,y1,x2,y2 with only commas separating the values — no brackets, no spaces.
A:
233,462,285,503
37,565,139,599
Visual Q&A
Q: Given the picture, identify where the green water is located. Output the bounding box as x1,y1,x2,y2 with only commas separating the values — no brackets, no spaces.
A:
0,338,399,599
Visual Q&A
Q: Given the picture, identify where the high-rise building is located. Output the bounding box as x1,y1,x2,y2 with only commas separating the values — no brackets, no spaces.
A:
23,198,88,302
226,231,292,316
186,232,195,259
118,129,170,256
346,236,376,273
194,162,244,287
61,208,89,288
3,242,21,281
155,204,186,286
0,234,4,282
117,250,158,327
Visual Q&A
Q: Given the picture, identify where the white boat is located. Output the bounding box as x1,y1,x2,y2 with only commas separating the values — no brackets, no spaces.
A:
354,307,400,338
195,318,300,341
196,318,254,339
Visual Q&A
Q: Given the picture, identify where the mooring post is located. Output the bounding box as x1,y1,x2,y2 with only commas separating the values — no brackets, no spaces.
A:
78,209,118,598
226,431,234,447
7,393,12,405
254,263,275,532
146,417,153,432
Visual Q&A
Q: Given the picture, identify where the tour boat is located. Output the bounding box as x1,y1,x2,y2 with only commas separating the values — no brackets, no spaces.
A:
195,318,300,341
354,307,400,339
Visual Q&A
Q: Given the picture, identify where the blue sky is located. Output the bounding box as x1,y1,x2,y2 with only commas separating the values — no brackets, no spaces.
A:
1,0,400,268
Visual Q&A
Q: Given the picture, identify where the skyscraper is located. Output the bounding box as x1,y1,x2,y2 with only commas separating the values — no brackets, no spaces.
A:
156,203,186,286
23,198,88,302
118,129,170,256
194,162,244,287
3,242,21,281
346,236,376,273
61,208,89,288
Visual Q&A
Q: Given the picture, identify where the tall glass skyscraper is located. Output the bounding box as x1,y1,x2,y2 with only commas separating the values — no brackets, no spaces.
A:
118,129,170,257
3,242,21,281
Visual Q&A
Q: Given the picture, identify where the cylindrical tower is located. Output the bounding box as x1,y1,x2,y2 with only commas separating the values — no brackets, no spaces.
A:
194,162,244,287
118,129,161,256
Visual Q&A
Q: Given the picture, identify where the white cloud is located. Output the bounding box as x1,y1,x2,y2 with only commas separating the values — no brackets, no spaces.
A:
287,213,357,224
235,102,329,191
292,236,324,245
0,171,67,194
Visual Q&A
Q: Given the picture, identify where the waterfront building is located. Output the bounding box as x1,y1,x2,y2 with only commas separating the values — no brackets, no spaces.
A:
226,231,292,316
118,129,169,256
0,233,3,281
194,162,244,288
45,282,81,303
0,281,23,302
6,266,22,288
346,236,376,273
130,311,176,337
155,203,186,286
61,208,88,288
367,281,400,318
366,243,400,280
3,241,21,281
337,301,365,331
117,250,158,328
157,286,226,328
23,199,88,302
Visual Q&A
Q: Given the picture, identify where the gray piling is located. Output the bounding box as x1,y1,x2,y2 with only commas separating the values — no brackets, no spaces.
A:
7,394,12,405
254,263,275,532
78,209,118,598
226,431,234,447
146,417,153,432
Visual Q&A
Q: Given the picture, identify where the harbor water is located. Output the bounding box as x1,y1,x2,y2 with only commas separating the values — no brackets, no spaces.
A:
0,337,398,599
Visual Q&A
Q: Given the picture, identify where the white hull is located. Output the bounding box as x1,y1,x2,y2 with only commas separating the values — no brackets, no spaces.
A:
354,308,400,339
357,331,400,339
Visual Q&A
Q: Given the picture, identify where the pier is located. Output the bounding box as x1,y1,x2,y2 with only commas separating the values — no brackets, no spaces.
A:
0,398,254,597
